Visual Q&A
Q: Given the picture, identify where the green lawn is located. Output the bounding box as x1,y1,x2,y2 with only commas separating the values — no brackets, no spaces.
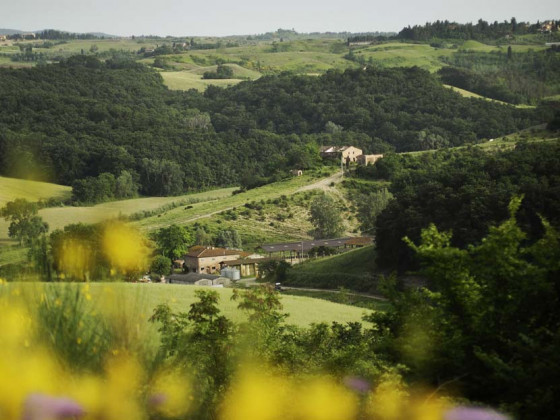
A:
5,282,373,327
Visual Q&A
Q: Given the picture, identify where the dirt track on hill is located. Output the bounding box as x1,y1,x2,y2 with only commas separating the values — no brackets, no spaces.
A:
296,171,344,194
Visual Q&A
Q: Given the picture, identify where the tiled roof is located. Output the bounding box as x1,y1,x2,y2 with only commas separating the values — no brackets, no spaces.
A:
185,246,242,258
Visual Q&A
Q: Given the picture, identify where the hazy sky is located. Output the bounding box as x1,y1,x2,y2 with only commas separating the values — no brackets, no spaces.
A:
2,0,558,36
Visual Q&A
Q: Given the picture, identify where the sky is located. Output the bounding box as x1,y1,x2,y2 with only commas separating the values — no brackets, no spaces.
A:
1,0,558,37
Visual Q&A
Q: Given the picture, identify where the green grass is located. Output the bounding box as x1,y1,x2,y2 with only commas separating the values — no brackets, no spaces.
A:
0,245,27,267
443,84,536,109
0,176,71,208
292,246,376,276
161,71,245,91
285,246,379,293
357,42,455,72
0,187,236,242
133,169,336,234
6,282,373,327
282,288,391,312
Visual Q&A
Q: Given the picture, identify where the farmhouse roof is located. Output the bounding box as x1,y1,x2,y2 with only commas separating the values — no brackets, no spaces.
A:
221,257,275,266
185,246,242,258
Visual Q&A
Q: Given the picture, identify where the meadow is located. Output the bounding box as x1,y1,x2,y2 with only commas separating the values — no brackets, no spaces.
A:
5,281,373,327
0,186,237,242
0,176,71,208
132,169,336,234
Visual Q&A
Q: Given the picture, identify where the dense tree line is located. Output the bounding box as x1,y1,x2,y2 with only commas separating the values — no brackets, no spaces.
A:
398,18,559,41
0,56,543,196
362,143,560,270
439,49,560,104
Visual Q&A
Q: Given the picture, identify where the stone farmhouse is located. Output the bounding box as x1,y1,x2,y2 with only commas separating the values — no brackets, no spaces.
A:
320,146,363,163
357,154,384,166
184,246,245,274
183,246,268,276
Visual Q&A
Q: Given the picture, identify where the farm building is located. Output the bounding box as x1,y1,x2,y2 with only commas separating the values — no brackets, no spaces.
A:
261,236,373,263
184,246,246,274
220,257,273,277
357,154,384,166
183,246,267,275
320,146,363,163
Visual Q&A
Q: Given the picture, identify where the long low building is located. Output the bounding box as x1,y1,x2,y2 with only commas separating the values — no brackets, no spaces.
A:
260,236,373,261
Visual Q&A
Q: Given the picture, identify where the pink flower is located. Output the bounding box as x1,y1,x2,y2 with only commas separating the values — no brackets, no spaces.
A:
444,406,510,420
343,376,371,393
22,393,84,420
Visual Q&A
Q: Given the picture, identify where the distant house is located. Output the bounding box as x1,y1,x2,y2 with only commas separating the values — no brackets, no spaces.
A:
320,146,363,163
357,154,384,166
184,246,245,274
0,35,6,42
168,272,231,286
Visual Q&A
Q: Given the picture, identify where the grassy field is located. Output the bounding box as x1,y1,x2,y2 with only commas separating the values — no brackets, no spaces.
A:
443,84,536,109
0,244,27,266
0,187,236,242
0,176,71,208
284,246,379,293
291,245,376,276
5,282,373,327
356,42,455,72
161,71,245,91
132,169,336,234
283,288,391,312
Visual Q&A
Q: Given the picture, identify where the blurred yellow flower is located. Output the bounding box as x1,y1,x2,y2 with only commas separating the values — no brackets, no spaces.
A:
57,238,94,280
149,368,193,418
102,222,151,275
294,377,358,420
220,367,291,420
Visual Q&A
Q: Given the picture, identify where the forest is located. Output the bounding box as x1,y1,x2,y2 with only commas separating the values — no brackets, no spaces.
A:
351,142,560,271
397,18,560,41
0,55,544,200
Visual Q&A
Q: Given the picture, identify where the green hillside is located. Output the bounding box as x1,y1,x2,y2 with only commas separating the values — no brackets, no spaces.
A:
284,246,378,292
0,176,71,208
0,187,236,242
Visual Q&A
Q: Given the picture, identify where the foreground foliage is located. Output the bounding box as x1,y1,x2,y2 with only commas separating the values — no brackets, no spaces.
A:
370,197,560,418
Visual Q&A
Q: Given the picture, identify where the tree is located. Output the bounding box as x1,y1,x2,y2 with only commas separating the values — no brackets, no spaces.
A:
372,197,560,418
1,199,48,246
214,229,242,249
150,255,172,278
194,226,213,246
357,188,393,234
153,224,193,259
309,193,344,239
114,170,138,199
